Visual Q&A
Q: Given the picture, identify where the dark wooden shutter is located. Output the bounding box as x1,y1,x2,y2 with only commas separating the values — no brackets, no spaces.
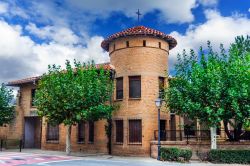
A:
78,121,85,143
31,89,36,106
126,41,129,47
159,77,165,98
129,76,141,98
46,123,59,141
115,120,123,143
116,77,123,99
129,120,142,143
89,121,94,143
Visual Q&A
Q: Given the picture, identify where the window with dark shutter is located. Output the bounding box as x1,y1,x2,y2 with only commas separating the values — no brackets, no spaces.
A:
143,40,146,47
31,89,36,107
126,41,129,47
159,77,165,98
116,77,123,100
46,123,59,141
113,44,116,51
89,121,94,143
129,119,142,143
115,120,123,143
77,121,85,143
159,42,161,48
129,76,141,98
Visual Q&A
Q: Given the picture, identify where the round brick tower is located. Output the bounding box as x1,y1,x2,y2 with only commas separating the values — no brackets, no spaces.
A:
101,26,177,156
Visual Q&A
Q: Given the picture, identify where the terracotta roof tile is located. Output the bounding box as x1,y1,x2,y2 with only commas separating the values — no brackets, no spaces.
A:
7,63,114,86
101,25,177,51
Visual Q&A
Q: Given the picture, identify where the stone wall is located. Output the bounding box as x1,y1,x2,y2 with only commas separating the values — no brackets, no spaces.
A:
150,141,250,159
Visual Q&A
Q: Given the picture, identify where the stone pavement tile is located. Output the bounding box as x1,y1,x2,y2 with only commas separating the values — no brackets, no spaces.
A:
0,152,78,166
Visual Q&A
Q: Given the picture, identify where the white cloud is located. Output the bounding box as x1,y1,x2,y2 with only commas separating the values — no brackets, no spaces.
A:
248,8,250,13
0,20,109,83
55,0,198,24
0,2,8,14
26,23,80,45
169,10,250,71
198,0,218,7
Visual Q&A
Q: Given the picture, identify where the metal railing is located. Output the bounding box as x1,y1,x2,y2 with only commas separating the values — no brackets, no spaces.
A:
154,129,250,143
0,139,23,152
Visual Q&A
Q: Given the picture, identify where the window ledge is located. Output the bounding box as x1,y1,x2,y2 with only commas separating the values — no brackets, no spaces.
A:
46,140,59,144
88,142,94,144
114,142,123,145
77,142,85,144
128,143,142,145
128,98,141,100
114,99,123,102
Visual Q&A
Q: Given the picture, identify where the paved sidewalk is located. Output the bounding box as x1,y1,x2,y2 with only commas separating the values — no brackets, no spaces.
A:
0,149,246,166
0,152,78,166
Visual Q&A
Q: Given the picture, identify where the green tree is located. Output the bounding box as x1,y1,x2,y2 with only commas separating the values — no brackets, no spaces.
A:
35,60,114,155
165,36,250,143
0,84,15,126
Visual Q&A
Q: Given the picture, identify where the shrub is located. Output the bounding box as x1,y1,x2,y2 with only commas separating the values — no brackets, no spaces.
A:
160,147,192,162
180,149,192,161
208,149,250,164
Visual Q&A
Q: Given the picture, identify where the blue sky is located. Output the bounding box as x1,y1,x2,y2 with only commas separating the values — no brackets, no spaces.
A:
0,0,249,83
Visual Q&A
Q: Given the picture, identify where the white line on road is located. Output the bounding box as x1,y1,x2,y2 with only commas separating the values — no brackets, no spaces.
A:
37,159,83,165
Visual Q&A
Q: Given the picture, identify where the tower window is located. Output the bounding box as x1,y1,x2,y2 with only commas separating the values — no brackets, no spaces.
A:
159,42,161,49
159,77,165,98
129,119,142,143
143,40,146,47
126,41,129,47
116,77,123,100
113,44,116,51
129,76,141,98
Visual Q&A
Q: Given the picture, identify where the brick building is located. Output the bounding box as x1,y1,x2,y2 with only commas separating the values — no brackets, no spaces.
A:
2,26,181,156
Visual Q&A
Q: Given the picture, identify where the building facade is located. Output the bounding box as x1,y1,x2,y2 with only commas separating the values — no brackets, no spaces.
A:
2,26,181,156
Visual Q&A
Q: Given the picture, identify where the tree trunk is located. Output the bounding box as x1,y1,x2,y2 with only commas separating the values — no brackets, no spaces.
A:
210,127,217,149
66,125,72,155
223,120,243,141
107,118,112,155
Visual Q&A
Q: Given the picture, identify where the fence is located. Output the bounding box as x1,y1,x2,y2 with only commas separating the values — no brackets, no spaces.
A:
154,129,250,143
0,139,23,152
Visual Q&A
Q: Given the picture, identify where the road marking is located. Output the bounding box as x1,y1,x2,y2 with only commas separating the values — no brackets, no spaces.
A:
37,159,83,165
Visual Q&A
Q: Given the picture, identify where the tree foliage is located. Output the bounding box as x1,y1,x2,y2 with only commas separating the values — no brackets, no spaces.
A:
0,84,15,126
165,36,250,141
35,60,114,154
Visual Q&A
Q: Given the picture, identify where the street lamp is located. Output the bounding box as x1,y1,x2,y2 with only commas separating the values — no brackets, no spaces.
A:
155,98,162,160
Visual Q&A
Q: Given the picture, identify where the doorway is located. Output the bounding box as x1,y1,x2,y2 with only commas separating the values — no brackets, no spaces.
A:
24,117,41,148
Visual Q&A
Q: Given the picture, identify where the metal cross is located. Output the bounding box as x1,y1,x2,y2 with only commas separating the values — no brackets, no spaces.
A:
136,9,142,23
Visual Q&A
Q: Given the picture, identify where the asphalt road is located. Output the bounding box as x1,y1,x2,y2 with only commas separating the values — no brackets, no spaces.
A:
23,159,205,166
0,151,243,166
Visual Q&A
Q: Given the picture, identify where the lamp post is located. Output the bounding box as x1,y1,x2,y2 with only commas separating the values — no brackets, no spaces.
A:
155,98,162,160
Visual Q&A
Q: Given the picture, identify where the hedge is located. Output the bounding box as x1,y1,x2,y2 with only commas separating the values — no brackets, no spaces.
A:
160,147,192,162
208,149,250,164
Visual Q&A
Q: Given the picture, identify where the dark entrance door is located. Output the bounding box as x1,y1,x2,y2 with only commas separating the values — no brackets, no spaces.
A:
160,120,166,141
24,117,41,148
